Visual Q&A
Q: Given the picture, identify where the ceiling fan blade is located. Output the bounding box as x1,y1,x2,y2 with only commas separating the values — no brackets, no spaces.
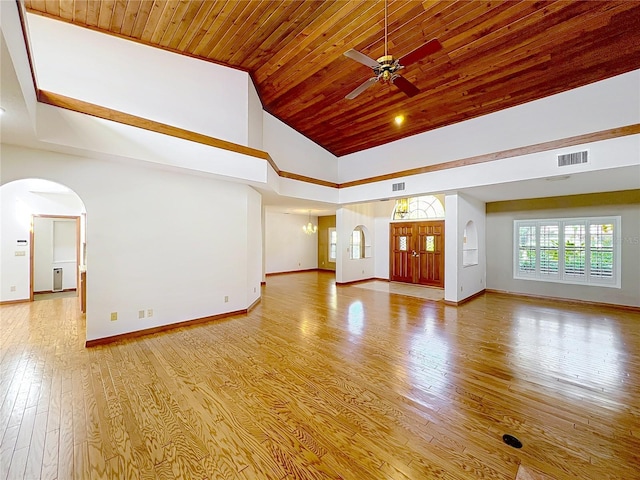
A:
392,75,420,98
398,38,442,66
345,77,378,100
344,49,380,69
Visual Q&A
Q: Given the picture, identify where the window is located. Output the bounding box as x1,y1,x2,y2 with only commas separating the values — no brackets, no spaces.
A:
393,195,444,220
350,227,364,259
514,217,620,287
328,228,337,261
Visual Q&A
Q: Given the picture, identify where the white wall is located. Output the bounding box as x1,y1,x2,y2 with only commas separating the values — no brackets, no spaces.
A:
263,112,338,183
486,192,640,307
246,188,263,304
373,201,395,279
457,195,486,301
1,144,263,341
335,204,376,284
248,79,264,150
0,179,85,301
444,194,487,303
338,134,640,206
265,211,318,274
27,13,250,146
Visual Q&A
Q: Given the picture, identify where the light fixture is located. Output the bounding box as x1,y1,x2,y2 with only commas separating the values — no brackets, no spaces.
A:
395,198,409,218
394,114,405,125
302,210,317,235
0,107,5,115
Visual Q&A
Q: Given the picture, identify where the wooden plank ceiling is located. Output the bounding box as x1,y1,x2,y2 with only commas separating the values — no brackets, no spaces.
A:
24,0,640,157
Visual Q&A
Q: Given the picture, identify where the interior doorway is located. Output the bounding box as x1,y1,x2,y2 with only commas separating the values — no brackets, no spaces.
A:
390,220,444,288
31,215,81,300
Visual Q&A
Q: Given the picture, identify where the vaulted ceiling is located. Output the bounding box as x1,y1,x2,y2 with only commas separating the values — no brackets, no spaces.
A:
23,0,640,157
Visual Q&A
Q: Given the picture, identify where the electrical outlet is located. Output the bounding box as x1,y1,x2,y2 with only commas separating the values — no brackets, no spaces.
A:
224,296,229,303
138,310,145,319
253,287,256,293
147,309,153,317
10,286,16,292
110,312,118,321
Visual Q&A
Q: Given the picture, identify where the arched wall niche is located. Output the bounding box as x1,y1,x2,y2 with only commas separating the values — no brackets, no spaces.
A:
349,224,372,259
463,220,478,267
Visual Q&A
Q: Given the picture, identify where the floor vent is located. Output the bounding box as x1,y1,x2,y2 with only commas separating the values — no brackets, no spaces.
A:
557,150,588,167
392,182,405,192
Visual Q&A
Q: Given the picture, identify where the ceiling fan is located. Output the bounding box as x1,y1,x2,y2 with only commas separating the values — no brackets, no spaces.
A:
343,0,442,100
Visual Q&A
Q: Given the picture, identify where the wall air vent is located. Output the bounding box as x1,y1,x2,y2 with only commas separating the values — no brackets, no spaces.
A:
392,182,405,192
557,150,588,167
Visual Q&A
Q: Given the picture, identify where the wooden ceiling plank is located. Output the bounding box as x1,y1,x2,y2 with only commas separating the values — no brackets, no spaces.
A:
257,1,396,103
177,1,224,52
84,0,100,26
253,0,371,82
200,0,260,60
58,0,74,19
447,1,596,63
140,0,170,43
239,0,325,72
108,0,128,34
44,0,60,16
191,0,241,57
149,0,182,45
225,0,333,68
318,58,550,140
222,0,284,66
23,1,41,13
162,0,206,49
97,0,116,31
118,0,142,36
437,1,553,59
262,0,455,106
129,0,154,39
392,0,519,58
223,0,290,66
72,0,87,24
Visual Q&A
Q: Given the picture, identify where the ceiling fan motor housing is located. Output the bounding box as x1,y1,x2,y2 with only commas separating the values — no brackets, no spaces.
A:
375,55,401,82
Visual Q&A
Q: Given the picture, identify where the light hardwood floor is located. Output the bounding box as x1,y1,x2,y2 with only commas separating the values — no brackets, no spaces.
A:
1,271,639,479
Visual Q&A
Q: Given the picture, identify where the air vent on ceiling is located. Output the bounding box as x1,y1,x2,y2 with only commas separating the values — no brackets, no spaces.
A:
558,150,588,167
392,182,405,192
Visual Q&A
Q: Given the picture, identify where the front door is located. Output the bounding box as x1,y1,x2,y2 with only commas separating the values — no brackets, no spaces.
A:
390,221,444,288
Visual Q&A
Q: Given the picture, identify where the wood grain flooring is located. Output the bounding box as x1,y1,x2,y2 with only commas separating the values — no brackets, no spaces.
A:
1,271,639,479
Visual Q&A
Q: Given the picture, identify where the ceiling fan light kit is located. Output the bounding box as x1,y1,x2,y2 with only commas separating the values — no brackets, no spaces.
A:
344,0,442,100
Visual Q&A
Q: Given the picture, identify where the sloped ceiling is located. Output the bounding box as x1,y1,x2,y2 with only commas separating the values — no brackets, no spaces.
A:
24,0,640,157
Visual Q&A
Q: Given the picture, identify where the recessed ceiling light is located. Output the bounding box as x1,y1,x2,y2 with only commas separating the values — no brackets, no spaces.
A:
394,115,405,126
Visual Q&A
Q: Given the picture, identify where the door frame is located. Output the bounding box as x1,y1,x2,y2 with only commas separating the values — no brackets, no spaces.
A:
389,220,445,288
30,215,81,301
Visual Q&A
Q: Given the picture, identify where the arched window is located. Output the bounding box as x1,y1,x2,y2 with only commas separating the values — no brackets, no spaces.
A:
392,195,444,220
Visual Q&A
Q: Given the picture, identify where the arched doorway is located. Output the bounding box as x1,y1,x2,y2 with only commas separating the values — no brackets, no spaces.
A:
0,179,87,305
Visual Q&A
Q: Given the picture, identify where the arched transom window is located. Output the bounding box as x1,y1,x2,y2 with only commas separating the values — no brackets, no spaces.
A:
392,195,445,220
